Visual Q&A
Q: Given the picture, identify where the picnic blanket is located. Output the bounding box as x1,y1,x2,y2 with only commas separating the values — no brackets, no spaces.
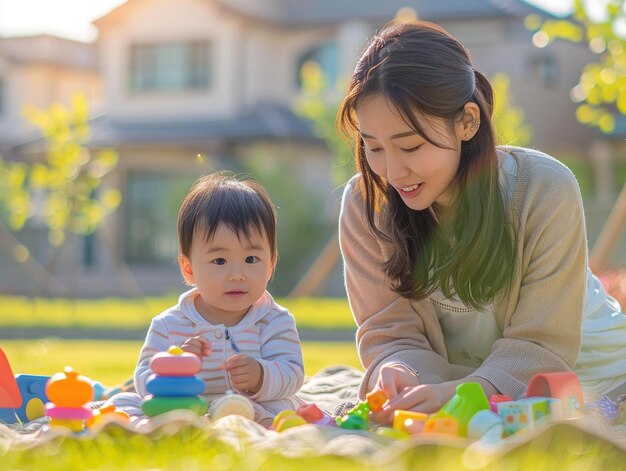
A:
2,365,626,467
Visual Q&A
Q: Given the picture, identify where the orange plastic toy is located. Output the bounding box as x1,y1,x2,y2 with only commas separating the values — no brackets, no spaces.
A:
0,348,21,409
45,366,94,432
366,390,387,412
85,404,130,428
46,367,94,407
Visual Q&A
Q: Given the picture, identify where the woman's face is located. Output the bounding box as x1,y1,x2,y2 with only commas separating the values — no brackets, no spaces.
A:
356,94,465,211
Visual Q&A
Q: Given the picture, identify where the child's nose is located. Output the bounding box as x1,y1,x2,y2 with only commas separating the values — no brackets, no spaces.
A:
228,271,245,281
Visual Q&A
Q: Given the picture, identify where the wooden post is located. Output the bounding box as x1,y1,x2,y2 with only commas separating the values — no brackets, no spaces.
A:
590,183,626,273
0,221,67,295
288,232,340,298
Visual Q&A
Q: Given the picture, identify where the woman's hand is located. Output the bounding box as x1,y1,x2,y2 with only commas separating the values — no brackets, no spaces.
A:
370,383,451,425
373,363,422,400
181,336,212,358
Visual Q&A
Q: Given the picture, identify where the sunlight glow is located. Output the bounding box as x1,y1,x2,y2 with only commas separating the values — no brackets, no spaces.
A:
0,0,586,44
0,0,127,42
522,0,574,17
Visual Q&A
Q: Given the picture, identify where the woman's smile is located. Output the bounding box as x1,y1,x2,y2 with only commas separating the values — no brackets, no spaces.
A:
395,182,425,199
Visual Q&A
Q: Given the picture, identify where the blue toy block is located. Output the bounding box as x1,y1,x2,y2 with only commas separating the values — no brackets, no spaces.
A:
146,374,205,397
515,397,551,421
0,375,51,424
498,401,534,436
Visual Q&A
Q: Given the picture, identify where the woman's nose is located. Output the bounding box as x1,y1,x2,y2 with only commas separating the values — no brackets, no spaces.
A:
385,153,409,182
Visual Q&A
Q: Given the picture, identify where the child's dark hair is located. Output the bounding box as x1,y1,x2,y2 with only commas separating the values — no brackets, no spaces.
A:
178,172,277,262
338,21,515,309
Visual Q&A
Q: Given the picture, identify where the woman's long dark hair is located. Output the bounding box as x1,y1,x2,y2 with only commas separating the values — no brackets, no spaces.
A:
338,21,515,309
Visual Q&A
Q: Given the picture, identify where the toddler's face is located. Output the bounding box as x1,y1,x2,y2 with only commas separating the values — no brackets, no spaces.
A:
181,223,274,326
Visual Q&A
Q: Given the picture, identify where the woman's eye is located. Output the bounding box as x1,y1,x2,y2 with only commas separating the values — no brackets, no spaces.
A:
401,144,422,153
245,256,259,264
211,258,226,265
366,147,383,154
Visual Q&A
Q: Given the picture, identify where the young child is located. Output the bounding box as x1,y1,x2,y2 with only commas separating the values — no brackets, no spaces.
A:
113,173,305,426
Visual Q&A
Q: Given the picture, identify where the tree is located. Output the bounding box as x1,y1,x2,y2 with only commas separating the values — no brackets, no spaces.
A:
525,0,626,133
294,61,353,186
492,73,533,147
0,94,121,294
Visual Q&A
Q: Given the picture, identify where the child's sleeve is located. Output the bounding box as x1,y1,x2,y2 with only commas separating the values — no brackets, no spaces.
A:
133,316,171,397
247,308,304,402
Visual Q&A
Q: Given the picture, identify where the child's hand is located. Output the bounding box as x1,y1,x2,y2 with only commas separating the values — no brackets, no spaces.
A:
181,336,212,358
222,354,264,394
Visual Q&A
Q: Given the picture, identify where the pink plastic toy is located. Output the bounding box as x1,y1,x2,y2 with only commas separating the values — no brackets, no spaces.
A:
297,403,324,423
142,346,208,417
45,405,94,420
526,371,584,415
149,347,201,376
273,403,335,431
45,366,94,431
488,394,512,413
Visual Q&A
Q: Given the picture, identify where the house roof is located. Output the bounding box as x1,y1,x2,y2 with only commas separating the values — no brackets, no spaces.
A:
94,0,552,28
218,0,548,26
0,35,97,70
14,103,318,151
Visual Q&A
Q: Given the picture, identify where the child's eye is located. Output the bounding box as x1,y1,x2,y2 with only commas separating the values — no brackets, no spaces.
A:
245,256,259,263
211,258,227,265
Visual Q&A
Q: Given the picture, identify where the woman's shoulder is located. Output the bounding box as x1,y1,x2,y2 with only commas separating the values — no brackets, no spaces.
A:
499,145,579,190
340,174,368,217
342,174,364,201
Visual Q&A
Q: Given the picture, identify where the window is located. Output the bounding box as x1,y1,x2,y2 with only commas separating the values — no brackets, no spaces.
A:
0,77,4,114
124,173,196,264
129,41,211,93
533,54,557,88
296,42,339,89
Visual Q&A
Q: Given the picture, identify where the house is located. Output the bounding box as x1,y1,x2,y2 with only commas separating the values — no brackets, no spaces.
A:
0,0,605,297
0,35,101,148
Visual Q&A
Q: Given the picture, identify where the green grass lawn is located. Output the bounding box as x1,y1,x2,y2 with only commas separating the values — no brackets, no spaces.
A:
1,340,361,386
3,302,626,469
0,295,355,330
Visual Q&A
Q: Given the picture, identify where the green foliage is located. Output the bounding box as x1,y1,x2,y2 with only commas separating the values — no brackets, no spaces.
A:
492,73,534,146
294,61,354,185
0,94,121,248
0,295,355,330
526,0,626,133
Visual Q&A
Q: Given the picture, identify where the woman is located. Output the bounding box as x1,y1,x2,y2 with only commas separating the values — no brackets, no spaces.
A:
337,20,626,424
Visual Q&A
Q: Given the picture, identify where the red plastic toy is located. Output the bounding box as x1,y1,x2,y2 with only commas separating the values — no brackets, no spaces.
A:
0,348,21,409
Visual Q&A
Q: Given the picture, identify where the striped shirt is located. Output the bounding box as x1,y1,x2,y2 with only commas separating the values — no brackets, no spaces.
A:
134,288,305,410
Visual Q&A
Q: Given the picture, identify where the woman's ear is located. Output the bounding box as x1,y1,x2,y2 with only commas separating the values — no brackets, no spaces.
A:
179,255,196,285
458,102,481,141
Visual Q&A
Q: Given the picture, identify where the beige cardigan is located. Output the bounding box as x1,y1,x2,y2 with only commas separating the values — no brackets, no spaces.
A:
339,146,587,400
